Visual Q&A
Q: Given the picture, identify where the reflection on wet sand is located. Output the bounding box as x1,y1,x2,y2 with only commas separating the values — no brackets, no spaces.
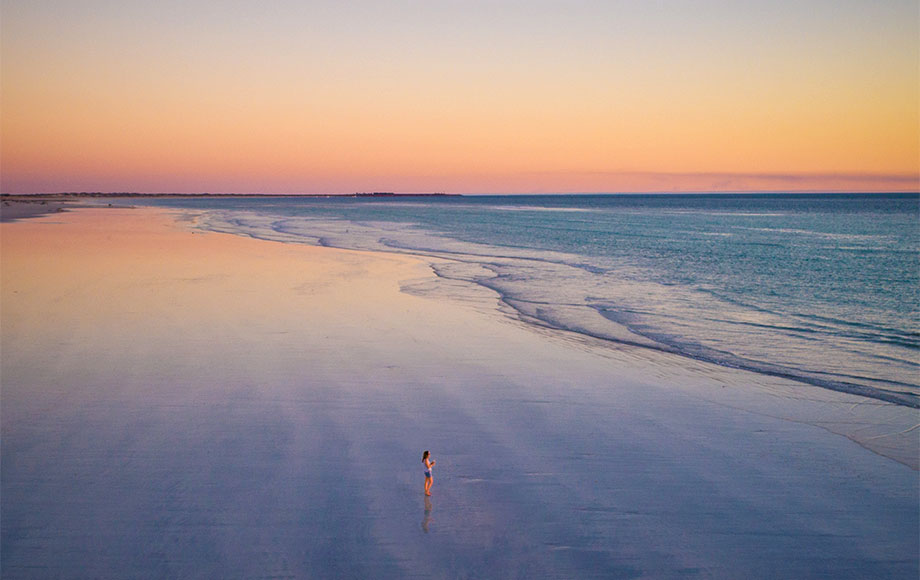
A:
421,496,432,533
2,208,916,579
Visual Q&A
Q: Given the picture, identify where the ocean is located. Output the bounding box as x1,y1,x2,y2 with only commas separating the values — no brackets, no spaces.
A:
141,193,919,407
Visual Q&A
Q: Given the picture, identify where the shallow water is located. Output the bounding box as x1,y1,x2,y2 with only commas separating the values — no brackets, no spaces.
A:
145,193,920,407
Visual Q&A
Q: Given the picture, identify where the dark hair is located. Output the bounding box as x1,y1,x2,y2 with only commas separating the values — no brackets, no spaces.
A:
422,450,429,460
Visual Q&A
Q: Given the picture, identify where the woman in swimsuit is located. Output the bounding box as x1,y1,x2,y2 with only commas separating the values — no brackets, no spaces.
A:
422,450,436,496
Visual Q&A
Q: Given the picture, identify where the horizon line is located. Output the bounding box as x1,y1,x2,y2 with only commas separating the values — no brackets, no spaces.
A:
3,190,918,197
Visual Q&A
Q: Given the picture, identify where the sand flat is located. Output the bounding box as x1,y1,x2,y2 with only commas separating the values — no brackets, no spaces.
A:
2,208,917,579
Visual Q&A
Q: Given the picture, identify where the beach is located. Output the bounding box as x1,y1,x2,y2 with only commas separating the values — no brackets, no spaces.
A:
1,207,917,578
1,197,73,222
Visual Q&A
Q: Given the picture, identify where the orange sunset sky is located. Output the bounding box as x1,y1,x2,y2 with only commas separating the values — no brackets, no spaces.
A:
2,1,917,194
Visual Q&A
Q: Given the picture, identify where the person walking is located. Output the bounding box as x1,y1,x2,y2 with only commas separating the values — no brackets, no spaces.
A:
422,450,436,496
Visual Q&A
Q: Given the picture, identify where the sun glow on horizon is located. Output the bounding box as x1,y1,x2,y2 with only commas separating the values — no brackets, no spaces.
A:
2,1,917,194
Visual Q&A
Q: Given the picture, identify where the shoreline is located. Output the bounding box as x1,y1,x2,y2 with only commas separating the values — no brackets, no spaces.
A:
173,196,918,411
2,207,916,577
181,205,920,469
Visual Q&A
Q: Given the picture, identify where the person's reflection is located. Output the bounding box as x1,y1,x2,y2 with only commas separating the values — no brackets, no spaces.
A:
421,495,433,533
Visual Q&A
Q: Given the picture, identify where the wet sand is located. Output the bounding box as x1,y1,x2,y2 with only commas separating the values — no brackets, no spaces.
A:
0,199,71,222
1,207,917,578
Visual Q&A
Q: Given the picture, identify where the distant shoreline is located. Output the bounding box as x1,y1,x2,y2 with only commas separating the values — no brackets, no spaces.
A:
0,192,460,201
0,198,71,222
0,192,461,221
0,192,463,222
2,191,916,201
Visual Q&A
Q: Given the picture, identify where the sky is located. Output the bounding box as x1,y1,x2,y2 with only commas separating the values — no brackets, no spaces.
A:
2,0,917,194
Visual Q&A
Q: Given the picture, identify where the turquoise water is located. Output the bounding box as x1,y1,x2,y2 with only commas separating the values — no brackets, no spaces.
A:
144,193,919,406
